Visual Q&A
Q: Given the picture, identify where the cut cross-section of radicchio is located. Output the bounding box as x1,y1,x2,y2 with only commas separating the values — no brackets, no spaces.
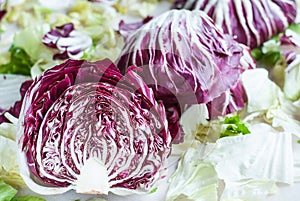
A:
173,0,297,49
117,10,255,143
17,59,171,195
42,23,92,60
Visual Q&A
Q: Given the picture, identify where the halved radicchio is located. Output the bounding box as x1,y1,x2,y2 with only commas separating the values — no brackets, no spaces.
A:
173,0,297,49
117,10,255,143
17,59,171,195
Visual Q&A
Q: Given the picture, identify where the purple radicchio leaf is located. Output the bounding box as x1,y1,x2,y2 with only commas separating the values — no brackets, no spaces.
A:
117,10,255,143
279,28,300,71
0,10,6,21
17,59,171,195
42,23,92,60
118,16,153,39
173,0,297,49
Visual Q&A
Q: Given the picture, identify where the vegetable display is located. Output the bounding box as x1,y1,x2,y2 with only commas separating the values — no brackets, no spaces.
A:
117,9,255,143
0,0,300,200
17,59,171,195
173,0,297,49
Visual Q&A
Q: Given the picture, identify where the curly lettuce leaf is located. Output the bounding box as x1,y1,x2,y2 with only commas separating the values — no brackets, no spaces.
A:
220,116,250,138
0,180,45,201
0,45,33,75
13,24,53,62
242,68,300,138
204,123,294,184
0,180,18,201
221,179,277,201
0,123,25,188
166,142,218,201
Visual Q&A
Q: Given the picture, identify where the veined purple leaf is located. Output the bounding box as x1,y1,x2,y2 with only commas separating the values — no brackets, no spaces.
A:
118,16,153,39
117,10,255,143
17,59,171,195
174,0,297,48
42,23,92,60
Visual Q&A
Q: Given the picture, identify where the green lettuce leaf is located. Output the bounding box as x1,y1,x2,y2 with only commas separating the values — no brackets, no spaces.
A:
11,196,45,201
0,123,25,188
221,179,277,201
220,116,250,138
0,45,33,75
0,180,18,201
166,142,219,201
13,24,53,62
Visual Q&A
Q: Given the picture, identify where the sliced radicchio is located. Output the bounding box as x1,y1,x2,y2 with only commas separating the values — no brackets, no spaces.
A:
17,59,171,195
117,10,255,143
42,23,92,60
173,0,297,49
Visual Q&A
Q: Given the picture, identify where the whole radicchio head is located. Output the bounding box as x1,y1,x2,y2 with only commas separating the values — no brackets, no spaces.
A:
173,0,297,49
117,9,255,143
17,59,171,195
42,23,92,60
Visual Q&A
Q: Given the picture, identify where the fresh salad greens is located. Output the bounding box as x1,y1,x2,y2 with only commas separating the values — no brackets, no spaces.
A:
0,180,45,201
0,45,33,75
219,116,250,138
1,0,300,201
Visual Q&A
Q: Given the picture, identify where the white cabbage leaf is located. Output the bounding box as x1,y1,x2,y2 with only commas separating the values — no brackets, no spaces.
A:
204,123,294,184
166,142,218,201
241,68,300,138
0,122,25,188
220,179,278,201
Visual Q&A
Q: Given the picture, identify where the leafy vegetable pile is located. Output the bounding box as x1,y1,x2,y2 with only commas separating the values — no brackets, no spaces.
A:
0,0,300,201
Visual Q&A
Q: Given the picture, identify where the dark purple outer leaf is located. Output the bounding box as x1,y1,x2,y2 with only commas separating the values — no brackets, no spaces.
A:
118,16,153,39
117,10,255,143
0,10,6,21
18,59,171,193
174,0,297,49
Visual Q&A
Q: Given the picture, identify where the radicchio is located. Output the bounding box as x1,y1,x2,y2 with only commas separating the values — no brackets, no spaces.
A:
174,0,297,49
42,23,92,60
17,59,171,195
118,16,153,39
279,25,300,100
117,10,255,143
0,0,5,21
